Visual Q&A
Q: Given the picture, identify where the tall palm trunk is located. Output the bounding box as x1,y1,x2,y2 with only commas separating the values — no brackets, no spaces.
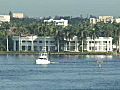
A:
7,35,9,51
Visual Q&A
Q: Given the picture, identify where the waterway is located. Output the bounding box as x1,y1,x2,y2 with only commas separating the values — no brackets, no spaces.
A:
0,55,120,90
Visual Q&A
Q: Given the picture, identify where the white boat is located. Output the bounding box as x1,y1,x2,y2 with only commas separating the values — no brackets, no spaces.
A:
36,53,50,64
36,37,50,64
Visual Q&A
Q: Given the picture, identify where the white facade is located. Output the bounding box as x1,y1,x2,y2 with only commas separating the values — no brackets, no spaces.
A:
64,36,79,52
44,19,68,27
86,37,113,52
90,18,99,24
12,35,56,52
0,15,10,22
90,16,114,24
115,18,120,23
98,16,114,23
12,13,24,18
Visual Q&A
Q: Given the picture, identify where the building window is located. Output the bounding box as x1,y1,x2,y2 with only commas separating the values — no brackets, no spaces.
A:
22,41,26,43
27,41,31,43
39,41,42,43
50,46,55,51
103,41,107,43
34,46,37,51
50,41,55,43
28,46,31,51
22,46,25,50
39,46,42,51
33,41,37,43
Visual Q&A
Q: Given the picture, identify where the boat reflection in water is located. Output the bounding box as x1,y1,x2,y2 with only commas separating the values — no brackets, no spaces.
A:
97,60,103,68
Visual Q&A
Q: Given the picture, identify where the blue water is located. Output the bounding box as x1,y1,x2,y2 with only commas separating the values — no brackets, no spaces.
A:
0,55,120,90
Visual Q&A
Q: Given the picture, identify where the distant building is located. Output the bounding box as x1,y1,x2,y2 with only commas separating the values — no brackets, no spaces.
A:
44,19,68,27
0,15,10,22
90,16,114,24
86,37,113,52
115,18,120,23
98,16,114,23
90,18,98,24
12,13,24,19
12,35,56,52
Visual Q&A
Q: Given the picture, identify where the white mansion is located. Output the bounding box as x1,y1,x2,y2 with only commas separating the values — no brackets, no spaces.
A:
44,19,68,27
12,35,113,52
12,35,79,52
86,37,113,52
12,35,56,52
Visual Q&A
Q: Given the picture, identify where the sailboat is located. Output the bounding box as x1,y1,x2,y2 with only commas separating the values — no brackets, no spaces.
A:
36,37,50,64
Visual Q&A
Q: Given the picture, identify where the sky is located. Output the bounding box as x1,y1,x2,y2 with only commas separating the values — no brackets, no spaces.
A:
0,0,120,17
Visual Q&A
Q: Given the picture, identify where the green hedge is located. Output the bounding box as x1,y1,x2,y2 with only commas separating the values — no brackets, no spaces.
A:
0,51,114,55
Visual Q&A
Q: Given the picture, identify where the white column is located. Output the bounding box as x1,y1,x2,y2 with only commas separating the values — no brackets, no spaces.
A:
87,41,89,51
119,34,120,52
101,41,103,51
31,36,34,51
82,39,83,52
19,36,20,52
97,41,99,51
14,40,16,51
107,40,109,52
76,42,79,52
25,41,28,51
57,39,59,52
75,40,77,51
110,40,112,51
20,40,22,51
48,46,50,52
66,42,67,51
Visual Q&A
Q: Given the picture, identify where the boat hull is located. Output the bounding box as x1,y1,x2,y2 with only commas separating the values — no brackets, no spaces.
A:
36,59,50,64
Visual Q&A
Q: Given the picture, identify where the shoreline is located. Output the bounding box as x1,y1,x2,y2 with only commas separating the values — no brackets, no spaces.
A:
0,51,119,56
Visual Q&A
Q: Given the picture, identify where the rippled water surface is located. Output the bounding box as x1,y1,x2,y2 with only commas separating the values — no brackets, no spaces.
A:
0,55,120,90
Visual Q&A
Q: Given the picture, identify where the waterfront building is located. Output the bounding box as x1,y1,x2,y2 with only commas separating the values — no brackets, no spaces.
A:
12,35,56,52
44,19,68,27
86,37,113,52
64,36,79,52
12,13,24,19
0,15,10,22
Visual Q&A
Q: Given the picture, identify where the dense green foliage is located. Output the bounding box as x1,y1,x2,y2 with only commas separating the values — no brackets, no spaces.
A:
0,16,120,51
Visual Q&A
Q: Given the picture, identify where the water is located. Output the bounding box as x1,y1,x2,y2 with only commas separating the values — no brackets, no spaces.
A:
0,55,120,90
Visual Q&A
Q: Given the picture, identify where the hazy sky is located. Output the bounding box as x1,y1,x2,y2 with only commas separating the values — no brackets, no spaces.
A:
0,0,120,17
